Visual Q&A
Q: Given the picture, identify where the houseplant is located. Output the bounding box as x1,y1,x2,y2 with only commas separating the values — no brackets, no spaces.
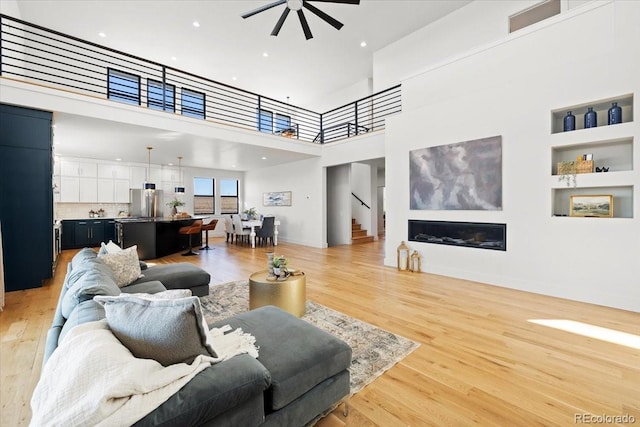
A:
167,197,185,216
272,255,288,276
243,207,259,220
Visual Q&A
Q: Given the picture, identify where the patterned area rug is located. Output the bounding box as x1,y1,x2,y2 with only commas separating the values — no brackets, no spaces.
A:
200,281,420,394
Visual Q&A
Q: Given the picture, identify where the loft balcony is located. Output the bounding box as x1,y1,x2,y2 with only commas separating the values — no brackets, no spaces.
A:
0,14,401,145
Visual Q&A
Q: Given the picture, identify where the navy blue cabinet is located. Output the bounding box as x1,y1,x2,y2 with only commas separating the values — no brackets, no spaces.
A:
0,104,53,291
61,219,112,249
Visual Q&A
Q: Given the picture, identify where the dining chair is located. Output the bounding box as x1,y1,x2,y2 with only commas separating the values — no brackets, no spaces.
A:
224,215,234,243
255,216,275,246
232,214,251,245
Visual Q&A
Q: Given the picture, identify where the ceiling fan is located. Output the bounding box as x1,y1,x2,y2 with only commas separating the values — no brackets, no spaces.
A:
242,0,360,40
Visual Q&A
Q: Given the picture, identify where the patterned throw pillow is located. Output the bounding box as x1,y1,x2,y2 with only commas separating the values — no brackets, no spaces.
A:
98,245,142,287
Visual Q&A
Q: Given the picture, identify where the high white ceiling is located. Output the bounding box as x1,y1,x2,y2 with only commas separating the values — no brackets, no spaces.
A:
12,0,472,169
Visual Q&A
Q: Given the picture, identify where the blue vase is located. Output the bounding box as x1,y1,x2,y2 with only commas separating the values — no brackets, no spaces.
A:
563,111,575,131
584,107,597,128
608,102,622,125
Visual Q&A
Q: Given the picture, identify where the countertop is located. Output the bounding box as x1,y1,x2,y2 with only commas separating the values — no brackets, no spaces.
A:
115,215,212,224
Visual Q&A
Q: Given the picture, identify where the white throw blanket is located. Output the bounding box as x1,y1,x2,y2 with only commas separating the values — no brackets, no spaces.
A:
31,320,258,427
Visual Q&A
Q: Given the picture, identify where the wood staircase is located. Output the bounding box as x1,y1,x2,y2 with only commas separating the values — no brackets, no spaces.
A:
352,218,374,244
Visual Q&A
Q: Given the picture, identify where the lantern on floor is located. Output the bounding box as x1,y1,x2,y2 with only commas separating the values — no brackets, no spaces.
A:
410,250,421,273
397,241,410,271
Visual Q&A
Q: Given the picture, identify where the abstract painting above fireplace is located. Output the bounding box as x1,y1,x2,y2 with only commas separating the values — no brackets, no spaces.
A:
409,136,502,210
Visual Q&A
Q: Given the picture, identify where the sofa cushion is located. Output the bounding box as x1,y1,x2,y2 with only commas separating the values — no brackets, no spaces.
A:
211,306,352,411
98,245,142,287
70,247,97,270
61,265,120,319
121,280,167,295
134,354,271,427
132,263,210,293
59,300,106,343
94,295,217,366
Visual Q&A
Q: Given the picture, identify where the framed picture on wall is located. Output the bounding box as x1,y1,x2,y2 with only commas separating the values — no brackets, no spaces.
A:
263,191,292,206
569,194,613,217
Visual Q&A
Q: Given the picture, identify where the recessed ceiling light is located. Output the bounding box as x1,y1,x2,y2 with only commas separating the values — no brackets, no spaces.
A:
232,76,237,81
168,163,174,166
232,164,237,168
261,156,267,160
192,21,200,27
98,32,106,38
171,56,177,61
360,41,367,47
262,52,268,58
115,158,122,161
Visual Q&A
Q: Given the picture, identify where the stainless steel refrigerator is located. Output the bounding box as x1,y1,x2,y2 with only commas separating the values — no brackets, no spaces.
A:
130,189,164,218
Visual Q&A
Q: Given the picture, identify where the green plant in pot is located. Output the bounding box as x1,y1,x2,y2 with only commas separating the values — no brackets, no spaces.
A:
272,255,288,276
167,197,185,216
243,207,259,220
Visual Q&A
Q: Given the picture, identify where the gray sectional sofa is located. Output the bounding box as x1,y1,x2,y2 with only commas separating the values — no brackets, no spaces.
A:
42,248,352,426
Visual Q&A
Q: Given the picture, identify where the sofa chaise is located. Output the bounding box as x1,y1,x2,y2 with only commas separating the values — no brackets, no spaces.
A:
40,248,352,426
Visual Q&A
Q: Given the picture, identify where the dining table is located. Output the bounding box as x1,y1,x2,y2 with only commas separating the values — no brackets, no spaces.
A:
242,218,281,249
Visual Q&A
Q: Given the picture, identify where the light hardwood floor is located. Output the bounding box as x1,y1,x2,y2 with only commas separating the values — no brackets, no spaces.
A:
2,238,639,426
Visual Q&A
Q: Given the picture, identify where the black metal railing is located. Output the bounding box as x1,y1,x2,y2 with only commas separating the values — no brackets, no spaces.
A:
351,192,370,209
0,14,401,144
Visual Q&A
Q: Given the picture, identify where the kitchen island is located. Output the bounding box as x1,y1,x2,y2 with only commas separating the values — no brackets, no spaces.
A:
116,217,204,260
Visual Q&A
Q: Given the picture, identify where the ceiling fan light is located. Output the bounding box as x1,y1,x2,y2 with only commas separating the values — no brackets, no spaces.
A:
287,0,303,11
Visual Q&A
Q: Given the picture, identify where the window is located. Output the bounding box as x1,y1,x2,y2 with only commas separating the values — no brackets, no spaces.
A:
194,177,214,214
220,179,239,214
258,108,273,133
108,69,140,105
182,89,205,119
147,79,175,112
275,113,291,133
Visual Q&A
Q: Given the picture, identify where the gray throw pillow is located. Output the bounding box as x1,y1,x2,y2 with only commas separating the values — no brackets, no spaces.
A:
94,295,216,366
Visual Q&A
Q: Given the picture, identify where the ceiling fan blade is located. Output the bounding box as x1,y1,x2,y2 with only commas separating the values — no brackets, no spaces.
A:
306,0,360,4
297,10,313,40
242,0,286,19
303,2,343,30
271,8,291,36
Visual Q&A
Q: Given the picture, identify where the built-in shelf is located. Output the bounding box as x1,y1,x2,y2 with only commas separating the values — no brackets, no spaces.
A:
552,185,634,218
551,137,633,175
551,93,634,134
550,93,635,218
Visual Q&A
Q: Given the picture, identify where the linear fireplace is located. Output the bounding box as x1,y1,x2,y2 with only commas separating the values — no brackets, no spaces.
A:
408,220,506,251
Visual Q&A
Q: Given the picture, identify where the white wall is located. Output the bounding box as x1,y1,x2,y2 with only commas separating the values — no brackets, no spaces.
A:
305,78,373,113
327,164,352,246
384,1,640,311
244,157,326,248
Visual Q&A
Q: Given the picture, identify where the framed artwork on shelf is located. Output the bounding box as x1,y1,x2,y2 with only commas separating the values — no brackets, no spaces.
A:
263,191,292,206
569,194,613,217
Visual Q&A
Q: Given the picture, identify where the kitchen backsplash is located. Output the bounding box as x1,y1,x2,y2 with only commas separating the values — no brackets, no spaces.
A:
56,203,130,220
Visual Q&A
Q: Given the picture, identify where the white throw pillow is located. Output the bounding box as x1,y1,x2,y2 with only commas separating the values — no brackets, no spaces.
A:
99,240,123,254
98,245,142,287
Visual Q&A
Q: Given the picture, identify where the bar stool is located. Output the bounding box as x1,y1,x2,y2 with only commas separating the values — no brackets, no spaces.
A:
201,218,219,250
178,220,202,256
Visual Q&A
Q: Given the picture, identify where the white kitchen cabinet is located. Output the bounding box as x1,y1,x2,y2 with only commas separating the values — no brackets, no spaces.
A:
59,176,80,202
130,166,147,189
79,177,97,202
98,163,129,180
98,178,130,203
60,159,97,177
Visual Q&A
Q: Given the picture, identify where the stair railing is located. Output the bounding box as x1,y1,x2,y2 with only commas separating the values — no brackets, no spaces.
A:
351,193,370,209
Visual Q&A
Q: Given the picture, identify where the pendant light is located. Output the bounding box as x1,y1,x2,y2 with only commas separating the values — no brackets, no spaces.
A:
144,146,156,190
174,156,185,193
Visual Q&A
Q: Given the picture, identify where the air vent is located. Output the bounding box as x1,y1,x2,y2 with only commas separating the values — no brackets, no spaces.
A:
509,0,560,33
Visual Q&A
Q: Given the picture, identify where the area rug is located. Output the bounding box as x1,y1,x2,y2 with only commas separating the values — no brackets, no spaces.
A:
200,280,420,394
